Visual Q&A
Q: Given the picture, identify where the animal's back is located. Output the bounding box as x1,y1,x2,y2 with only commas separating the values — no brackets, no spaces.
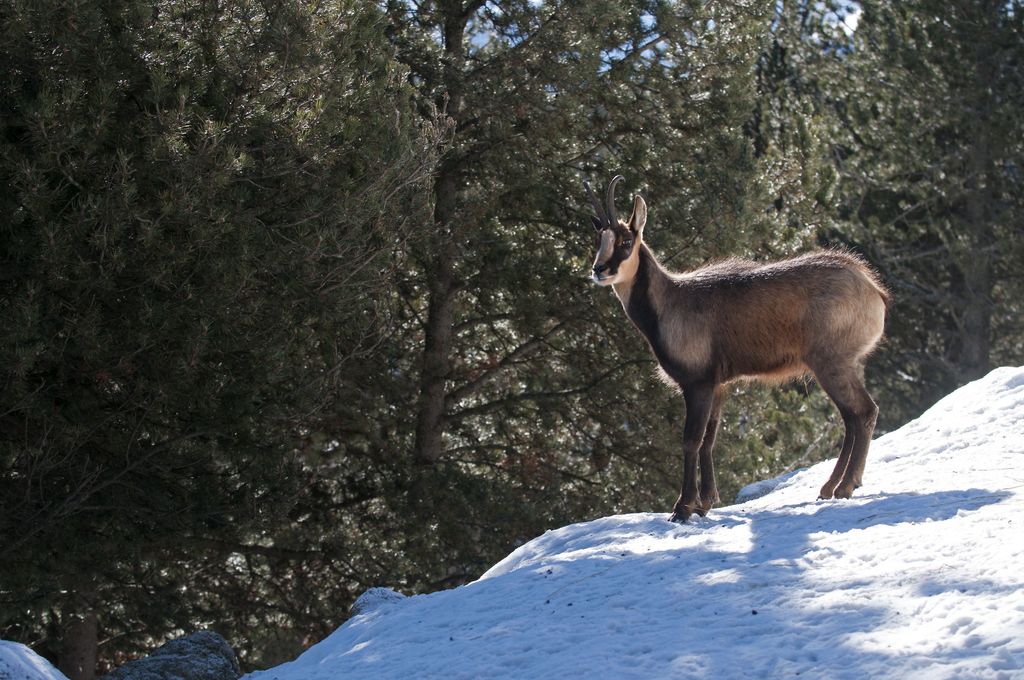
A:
678,251,888,380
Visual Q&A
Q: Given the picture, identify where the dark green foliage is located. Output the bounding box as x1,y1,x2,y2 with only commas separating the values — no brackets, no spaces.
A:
1,0,436,671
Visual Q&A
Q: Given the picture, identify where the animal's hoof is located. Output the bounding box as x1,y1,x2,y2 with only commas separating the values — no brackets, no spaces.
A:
818,484,836,500
669,508,691,523
670,502,705,522
696,493,720,516
833,482,856,499
697,496,718,516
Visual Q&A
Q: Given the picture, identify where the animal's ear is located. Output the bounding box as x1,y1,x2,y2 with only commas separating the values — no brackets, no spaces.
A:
628,194,647,237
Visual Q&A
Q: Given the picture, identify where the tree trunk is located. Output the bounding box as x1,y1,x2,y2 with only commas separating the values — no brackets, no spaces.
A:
957,6,998,383
58,611,98,680
412,5,469,464
413,173,458,463
958,251,992,381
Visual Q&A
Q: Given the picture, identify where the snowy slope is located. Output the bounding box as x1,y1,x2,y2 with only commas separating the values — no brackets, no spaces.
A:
247,367,1024,680
0,641,69,680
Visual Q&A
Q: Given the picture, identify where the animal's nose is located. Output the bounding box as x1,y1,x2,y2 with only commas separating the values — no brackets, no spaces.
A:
593,263,607,275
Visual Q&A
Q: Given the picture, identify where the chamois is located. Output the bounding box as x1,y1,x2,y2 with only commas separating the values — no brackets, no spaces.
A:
586,176,889,522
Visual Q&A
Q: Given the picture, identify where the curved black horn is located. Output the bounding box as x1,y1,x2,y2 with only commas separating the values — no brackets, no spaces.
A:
606,175,624,226
584,179,609,228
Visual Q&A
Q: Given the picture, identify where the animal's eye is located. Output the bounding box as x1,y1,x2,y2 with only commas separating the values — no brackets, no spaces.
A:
621,240,633,249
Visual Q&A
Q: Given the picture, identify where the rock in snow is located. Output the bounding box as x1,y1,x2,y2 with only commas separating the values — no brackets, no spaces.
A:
102,632,239,680
350,588,407,617
245,366,1024,680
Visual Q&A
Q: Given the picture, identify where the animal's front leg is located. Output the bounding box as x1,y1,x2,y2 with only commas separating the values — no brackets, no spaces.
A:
695,386,725,516
670,383,716,523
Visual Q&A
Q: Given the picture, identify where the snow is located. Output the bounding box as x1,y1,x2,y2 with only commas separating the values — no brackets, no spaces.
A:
247,367,1024,680
0,641,68,680
735,468,800,503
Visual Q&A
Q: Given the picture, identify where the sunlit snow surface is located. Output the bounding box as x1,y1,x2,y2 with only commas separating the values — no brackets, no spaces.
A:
248,367,1024,680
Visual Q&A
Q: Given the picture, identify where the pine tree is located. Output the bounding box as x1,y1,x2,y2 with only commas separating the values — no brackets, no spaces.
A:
0,0,436,673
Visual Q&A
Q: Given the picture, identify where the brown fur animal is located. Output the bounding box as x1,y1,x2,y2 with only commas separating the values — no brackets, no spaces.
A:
586,176,889,522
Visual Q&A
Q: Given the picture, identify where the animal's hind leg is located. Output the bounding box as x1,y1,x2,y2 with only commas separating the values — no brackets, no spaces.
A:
817,409,856,500
835,380,878,498
812,364,878,500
